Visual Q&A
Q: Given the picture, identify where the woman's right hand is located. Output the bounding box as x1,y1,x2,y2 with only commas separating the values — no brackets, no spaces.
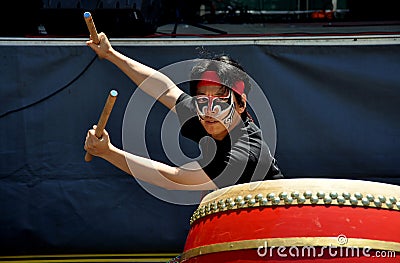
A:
86,32,113,60
84,125,113,158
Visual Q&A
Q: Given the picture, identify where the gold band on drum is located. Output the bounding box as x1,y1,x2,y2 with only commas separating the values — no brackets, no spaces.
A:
181,237,400,261
190,190,400,224
191,179,400,225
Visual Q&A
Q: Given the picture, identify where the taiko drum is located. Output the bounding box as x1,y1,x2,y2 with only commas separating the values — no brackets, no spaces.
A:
181,178,400,262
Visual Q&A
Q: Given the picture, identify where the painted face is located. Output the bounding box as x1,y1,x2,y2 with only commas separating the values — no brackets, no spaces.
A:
194,70,245,128
195,89,235,125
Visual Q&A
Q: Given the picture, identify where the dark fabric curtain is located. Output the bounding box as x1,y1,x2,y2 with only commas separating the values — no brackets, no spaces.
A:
1,42,399,255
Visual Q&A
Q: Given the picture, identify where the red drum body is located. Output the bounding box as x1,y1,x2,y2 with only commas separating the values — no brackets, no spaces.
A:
181,179,400,262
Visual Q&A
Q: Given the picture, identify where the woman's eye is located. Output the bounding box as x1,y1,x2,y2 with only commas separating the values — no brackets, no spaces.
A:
215,98,228,103
197,97,208,103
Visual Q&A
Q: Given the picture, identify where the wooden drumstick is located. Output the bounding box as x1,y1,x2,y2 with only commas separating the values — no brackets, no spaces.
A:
85,90,118,162
83,11,100,45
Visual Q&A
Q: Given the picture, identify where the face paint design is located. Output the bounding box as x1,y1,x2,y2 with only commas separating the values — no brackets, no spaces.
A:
195,90,236,126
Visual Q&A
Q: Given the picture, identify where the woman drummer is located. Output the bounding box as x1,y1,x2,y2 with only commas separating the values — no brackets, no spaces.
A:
84,32,283,190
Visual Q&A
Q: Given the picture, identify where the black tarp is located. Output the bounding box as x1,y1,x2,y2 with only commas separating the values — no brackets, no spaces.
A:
1,40,399,255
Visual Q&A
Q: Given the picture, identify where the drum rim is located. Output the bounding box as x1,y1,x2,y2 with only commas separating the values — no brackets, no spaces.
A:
190,178,400,225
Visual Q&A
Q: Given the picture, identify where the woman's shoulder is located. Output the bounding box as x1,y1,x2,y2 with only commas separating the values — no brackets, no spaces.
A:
176,92,192,104
241,120,264,141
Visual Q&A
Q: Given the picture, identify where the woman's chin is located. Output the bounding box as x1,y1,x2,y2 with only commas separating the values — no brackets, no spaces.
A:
201,120,227,138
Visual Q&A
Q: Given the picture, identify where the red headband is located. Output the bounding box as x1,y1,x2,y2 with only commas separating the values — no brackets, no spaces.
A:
197,70,245,95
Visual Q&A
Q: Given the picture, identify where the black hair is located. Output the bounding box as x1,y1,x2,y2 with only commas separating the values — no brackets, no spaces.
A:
190,54,252,121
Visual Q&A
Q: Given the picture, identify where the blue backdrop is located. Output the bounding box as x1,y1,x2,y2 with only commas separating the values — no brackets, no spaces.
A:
1,39,399,255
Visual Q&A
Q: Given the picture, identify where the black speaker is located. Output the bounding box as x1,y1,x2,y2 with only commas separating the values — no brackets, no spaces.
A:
38,7,156,37
39,8,88,36
92,8,156,37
